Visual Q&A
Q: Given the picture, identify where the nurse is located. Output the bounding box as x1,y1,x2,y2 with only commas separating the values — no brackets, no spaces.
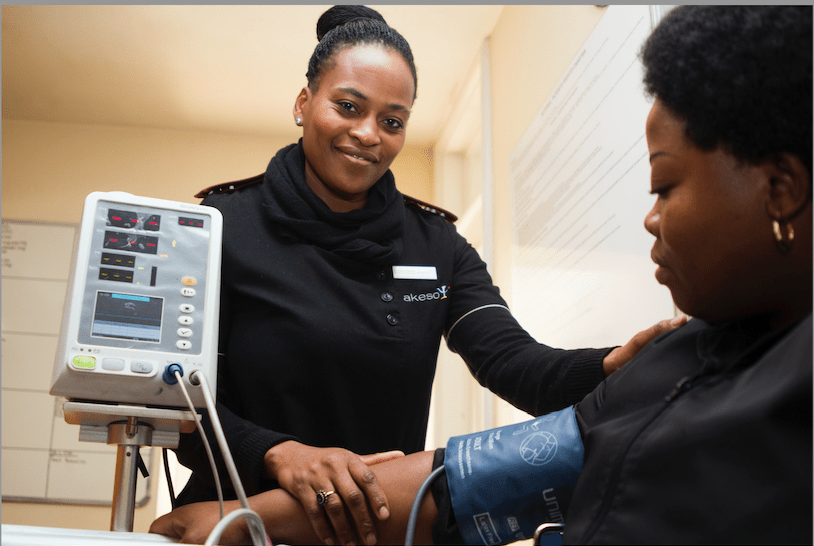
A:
172,5,683,546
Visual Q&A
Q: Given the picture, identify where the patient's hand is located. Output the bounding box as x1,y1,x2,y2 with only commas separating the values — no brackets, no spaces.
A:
602,315,688,375
149,451,405,545
150,499,247,545
264,442,403,545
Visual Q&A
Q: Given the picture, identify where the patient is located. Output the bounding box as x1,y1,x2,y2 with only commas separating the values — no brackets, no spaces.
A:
151,5,812,544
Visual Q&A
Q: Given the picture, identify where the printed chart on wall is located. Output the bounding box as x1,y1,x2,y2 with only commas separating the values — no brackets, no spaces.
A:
1,220,153,505
510,5,675,349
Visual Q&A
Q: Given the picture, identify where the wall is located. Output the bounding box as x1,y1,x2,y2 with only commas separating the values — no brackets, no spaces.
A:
489,4,606,302
1,120,433,223
424,4,610,448
0,118,432,532
486,5,607,425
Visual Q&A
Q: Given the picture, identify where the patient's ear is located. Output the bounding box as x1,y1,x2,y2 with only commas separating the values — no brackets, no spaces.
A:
764,152,811,221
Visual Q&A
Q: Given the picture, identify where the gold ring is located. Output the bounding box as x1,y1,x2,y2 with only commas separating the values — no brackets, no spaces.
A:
316,489,335,506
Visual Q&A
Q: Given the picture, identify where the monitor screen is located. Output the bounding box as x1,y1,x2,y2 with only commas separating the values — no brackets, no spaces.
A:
91,291,163,342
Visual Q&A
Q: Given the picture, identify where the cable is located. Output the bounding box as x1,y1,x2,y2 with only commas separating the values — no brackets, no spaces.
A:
404,465,446,546
172,369,226,520
192,370,269,546
162,448,176,511
204,508,267,546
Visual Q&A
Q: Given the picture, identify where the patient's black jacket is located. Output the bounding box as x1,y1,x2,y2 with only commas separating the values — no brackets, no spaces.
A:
430,314,812,545
566,314,813,544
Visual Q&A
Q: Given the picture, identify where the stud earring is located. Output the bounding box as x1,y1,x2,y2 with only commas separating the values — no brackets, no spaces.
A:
295,117,302,126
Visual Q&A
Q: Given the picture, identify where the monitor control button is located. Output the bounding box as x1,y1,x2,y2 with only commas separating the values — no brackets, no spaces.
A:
101,358,125,371
130,361,154,374
72,355,96,370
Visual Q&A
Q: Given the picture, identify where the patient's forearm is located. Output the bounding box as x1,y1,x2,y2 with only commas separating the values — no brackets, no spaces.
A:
254,450,438,545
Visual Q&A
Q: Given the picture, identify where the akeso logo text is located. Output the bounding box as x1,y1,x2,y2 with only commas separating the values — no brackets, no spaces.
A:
403,285,450,303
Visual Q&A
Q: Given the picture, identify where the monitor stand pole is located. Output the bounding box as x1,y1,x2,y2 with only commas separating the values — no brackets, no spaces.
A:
61,402,199,532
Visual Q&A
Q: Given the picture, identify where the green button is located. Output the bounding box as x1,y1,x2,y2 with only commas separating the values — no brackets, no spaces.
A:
72,355,96,369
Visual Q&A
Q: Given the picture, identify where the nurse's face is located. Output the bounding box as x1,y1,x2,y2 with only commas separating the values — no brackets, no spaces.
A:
294,44,415,213
643,100,777,323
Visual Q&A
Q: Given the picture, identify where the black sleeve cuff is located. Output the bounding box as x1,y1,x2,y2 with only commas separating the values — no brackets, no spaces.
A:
430,448,466,544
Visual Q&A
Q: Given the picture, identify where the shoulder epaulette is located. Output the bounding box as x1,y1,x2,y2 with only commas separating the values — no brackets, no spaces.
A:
403,194,458,223
196,178,458,223
194,173,264,199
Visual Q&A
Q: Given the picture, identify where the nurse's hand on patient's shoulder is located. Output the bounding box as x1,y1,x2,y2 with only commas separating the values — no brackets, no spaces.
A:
150,499,247,545
263,440,400,546
602,315,688,376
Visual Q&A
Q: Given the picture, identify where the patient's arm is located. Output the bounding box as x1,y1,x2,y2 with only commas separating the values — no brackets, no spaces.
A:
149,451,439,545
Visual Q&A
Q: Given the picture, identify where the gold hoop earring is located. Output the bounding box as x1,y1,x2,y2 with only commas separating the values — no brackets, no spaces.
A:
772,219,795,255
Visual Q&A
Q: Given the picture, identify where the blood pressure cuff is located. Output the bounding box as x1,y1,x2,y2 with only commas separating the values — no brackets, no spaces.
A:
443,407,584,545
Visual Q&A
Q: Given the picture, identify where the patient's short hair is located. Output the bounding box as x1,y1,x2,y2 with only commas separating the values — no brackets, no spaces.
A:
641,5,812,173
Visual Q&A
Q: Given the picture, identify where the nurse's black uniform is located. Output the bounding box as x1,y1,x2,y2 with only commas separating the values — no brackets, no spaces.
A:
175,141,611,504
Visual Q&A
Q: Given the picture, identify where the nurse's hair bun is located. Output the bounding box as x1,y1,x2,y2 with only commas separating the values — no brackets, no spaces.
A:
316,5,387,41
307,4,417,100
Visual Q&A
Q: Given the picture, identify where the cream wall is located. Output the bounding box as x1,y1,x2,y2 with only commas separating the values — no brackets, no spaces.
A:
430,6,607,437
1,120,433,223
486,6,607,426
425,4,610,451
488,4,606,302
0,119,431,532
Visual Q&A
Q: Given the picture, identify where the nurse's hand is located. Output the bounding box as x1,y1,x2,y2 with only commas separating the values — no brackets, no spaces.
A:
602,314,688,375
264,441,403,546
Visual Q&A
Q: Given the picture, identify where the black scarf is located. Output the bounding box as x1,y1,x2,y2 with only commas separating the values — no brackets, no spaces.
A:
262,141,404,265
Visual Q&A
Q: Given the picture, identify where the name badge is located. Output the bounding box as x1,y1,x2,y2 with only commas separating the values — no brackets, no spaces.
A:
392,265,437,280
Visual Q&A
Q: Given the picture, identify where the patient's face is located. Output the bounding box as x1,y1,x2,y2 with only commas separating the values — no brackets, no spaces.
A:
643,100,773,323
